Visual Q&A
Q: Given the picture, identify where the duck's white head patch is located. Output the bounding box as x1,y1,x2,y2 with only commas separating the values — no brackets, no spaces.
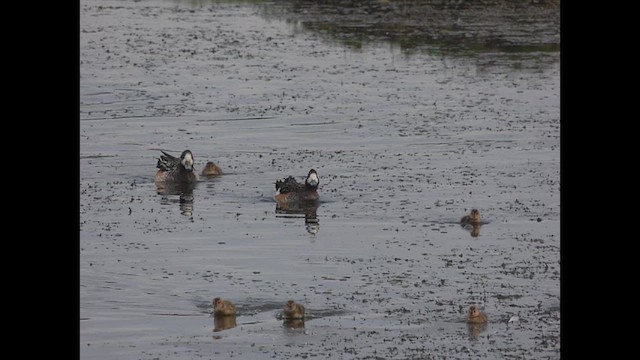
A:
181,150,194,171
306,169,319,187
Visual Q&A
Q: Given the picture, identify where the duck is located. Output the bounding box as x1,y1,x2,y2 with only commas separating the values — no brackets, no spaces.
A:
155,150,199,185
274,169,319,204
467,305,488,324
283,300,305,320
201,161,222,177
212,297,237,317
460,209,482,225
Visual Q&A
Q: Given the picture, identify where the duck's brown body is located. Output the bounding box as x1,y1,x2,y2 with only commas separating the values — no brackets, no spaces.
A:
155,150,199,186
275,169,319,204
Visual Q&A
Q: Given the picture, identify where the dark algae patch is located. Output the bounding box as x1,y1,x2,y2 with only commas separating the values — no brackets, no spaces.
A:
257,0,560,54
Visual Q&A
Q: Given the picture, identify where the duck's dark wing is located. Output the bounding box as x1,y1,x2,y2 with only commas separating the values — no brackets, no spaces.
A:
275,176,302,194
156,151,180,171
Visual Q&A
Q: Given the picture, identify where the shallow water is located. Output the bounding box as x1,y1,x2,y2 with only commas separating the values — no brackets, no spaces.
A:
80,0,560,358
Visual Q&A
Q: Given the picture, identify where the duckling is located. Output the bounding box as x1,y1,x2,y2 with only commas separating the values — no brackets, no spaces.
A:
201,161,222,177
467,305,488,324
212,297,236,317
461,209,481,224
283,300,305,319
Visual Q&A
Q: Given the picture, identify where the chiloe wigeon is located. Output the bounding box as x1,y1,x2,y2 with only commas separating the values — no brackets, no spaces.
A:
274,169,319,204
155,150,199,185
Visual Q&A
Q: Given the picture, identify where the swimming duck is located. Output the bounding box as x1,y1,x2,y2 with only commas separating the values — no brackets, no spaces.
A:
467,305,488,324
155,150,199,185
275,169,319,204
283,300,305,319
213,297,237,317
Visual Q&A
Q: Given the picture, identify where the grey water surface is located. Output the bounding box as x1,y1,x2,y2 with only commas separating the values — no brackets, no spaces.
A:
80,0,560,358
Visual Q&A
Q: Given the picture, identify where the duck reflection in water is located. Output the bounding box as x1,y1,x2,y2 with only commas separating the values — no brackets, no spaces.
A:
275,201,320,235
178,193,195,218
158,187,194,221
156,177,196,196
158,185,195,220
467,321,487,339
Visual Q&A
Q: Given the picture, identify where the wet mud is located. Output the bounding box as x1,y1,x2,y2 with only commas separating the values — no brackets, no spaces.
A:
80,0,560,358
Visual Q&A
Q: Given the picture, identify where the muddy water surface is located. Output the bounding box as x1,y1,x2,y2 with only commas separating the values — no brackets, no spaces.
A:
80,0,560,358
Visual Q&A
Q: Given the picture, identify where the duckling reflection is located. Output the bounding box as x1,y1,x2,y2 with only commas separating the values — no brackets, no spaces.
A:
283,318,305,329
461,223,482,237
467,321,487,339
214,314,237,332
275,202,320,235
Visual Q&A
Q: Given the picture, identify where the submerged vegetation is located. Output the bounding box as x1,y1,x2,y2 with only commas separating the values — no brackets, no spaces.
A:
182,0,560,54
